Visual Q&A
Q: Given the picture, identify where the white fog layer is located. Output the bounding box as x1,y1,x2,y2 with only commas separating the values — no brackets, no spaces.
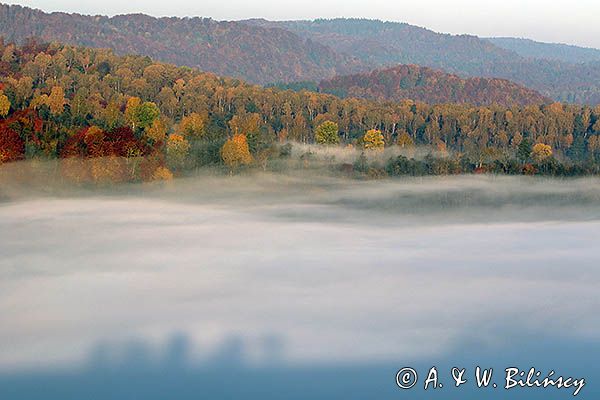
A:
1,171,599,371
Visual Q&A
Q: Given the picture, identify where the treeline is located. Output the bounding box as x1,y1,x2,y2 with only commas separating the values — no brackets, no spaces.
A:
1,40,600,182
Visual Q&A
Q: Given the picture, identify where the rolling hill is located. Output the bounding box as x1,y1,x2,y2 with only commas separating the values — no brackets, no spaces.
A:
318,64,551,107
0,3,362,85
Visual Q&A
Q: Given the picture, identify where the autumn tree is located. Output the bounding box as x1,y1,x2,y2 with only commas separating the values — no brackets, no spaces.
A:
179,112,205,139
84,126,106,157
136,102,160,130
229,112,261,136
396,131,414,148
47,86,67,115
221,134,253,169
125,97,142,129
532,143,553,163
125,97,160,130
0,125,24,163
315,121,340,145
146,118,168,145
166,133,190,171
0,91,10,117
517,138,532,162
363,129,385,150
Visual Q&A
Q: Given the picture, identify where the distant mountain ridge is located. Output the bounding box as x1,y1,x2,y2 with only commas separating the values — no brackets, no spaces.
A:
246,18,517,72
488,37,600,64
1,4,600,104
318,64,551,107
246,18,600,105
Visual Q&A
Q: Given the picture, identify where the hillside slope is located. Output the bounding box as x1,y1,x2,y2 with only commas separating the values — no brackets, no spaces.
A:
0,3,362,84
318,64,551,107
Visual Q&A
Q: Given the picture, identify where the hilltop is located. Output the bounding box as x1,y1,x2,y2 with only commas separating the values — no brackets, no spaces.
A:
318,64,551,107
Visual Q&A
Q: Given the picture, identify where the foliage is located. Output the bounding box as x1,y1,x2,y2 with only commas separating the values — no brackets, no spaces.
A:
0,91,10,117
166,134,190,171
2,5,600,103
0,41,599,179
136,102,160,130
531,143,553,162
47,86,67,116
0,124,24,163
315,121,339,145
180,113,205,139
221,134,253,169
517,138,533,162
145,118,168,145
363,129,385,150
152,166,174,181
396,131,414,148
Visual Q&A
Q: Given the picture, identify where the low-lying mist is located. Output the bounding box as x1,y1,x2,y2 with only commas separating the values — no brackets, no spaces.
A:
1,160,599,386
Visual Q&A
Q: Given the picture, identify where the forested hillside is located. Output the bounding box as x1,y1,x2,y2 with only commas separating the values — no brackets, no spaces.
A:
318,64,550,107
248,18,600,104
1,41,600,181
0,3,361,84
488,37,600,63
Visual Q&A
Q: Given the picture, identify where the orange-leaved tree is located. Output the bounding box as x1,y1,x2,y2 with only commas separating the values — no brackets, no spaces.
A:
179,112,206,139
221,134,253,169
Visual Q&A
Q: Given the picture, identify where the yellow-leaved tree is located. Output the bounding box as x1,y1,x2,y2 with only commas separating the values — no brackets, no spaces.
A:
0,91,10,117
314,121,339,145
125,97,142,129
47,86,67,116
532,143,553,162
221,134,253,169
363,129,385,150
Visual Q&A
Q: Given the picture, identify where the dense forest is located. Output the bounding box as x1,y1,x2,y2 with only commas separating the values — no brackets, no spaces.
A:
317,65,550,107
2,4,600,105
249,19,600,104
1,40,600,183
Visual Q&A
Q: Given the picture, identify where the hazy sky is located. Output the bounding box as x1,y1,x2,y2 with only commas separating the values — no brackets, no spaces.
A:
4,0,600,49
